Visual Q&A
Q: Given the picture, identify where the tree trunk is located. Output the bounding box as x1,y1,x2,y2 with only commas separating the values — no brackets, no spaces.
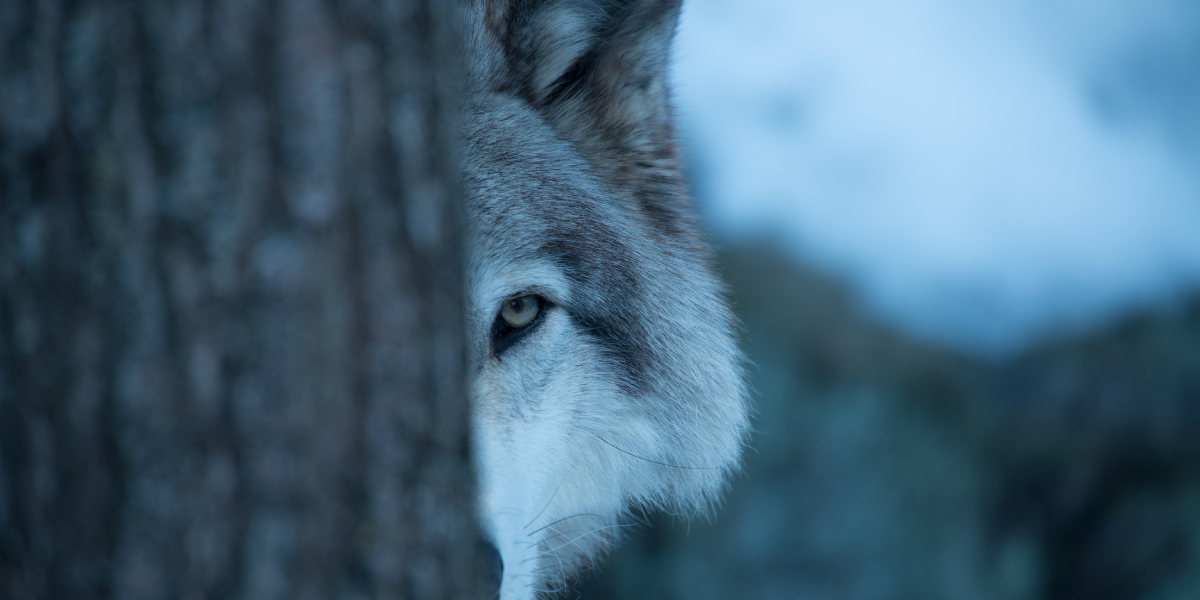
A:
0,1,483,598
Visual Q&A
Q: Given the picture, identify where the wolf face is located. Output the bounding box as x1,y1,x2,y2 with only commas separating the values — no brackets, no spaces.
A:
462,1,750,597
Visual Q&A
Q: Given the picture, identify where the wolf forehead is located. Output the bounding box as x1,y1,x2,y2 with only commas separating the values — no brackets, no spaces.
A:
463,99,721,393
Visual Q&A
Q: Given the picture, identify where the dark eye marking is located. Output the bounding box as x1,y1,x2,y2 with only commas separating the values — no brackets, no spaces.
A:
492,294,545,356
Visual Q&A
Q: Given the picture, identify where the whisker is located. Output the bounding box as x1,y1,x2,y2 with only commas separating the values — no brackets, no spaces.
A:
540,523,630,556
525,469,573,530
528,512,615,537
595,435,719,470
545,525,591,560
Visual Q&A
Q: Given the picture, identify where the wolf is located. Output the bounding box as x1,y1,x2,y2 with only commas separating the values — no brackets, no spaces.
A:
461,0,751,597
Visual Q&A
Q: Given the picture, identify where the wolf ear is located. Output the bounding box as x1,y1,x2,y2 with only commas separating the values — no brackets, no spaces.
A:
497,0,684,194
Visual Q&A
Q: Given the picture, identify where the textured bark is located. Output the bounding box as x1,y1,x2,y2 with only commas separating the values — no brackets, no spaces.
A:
0,1,483,599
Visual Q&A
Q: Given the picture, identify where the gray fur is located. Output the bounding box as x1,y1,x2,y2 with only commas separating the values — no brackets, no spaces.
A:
462,2,750,597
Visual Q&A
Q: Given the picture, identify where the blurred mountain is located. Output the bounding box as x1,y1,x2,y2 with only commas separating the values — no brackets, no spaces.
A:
578,241,1200,600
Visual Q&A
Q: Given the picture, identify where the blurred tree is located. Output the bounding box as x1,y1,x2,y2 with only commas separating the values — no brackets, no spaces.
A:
0,1,484,599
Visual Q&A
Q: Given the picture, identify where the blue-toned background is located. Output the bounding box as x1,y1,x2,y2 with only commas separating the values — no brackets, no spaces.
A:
582,1,1200,598
681,0,1200,356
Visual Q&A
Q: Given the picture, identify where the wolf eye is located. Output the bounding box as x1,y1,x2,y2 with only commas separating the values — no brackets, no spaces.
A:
500,295,540,328
492,295,544,356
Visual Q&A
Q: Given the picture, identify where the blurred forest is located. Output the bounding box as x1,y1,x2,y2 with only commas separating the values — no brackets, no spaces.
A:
581,242,1200,600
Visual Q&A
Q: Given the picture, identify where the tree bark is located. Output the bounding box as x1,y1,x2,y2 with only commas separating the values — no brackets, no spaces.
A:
0,1,483,598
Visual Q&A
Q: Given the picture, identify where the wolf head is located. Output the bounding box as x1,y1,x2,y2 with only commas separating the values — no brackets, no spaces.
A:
461,1,750,597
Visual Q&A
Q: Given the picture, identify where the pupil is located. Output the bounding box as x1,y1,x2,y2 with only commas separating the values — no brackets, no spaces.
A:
501,296,538,328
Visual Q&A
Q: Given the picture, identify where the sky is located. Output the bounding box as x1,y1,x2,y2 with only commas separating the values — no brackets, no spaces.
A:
673,0,1200,356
